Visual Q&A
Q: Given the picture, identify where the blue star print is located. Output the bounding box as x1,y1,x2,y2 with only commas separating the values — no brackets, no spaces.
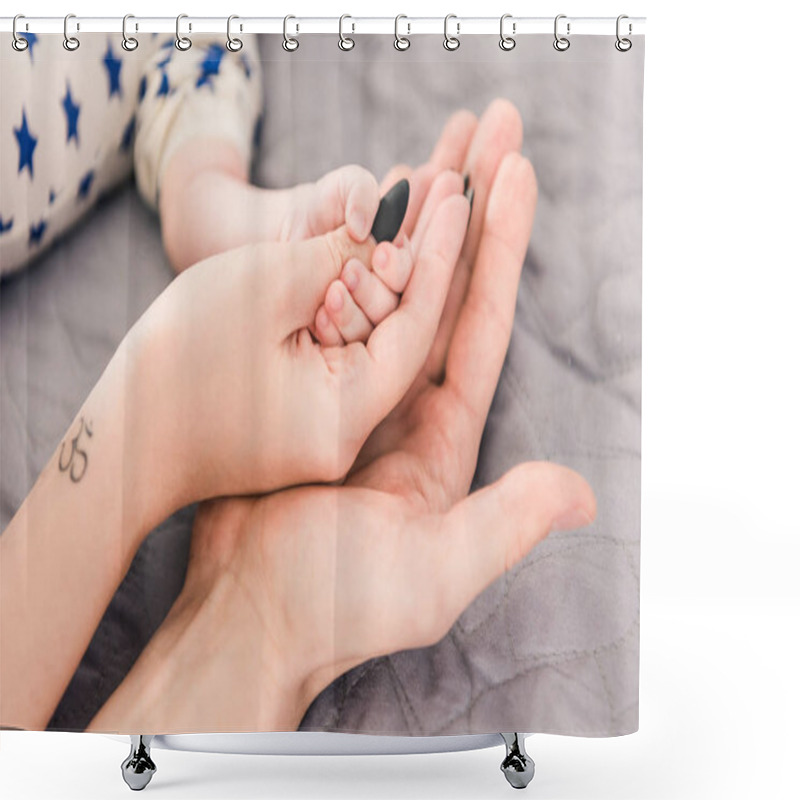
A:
0,216,13,235
103,42,123,98
120,116,135,152
156,71,170,97
14,110,37,178
20,31,38,60
241,53,252,79
77,170,95,200
49,190,57,205
138,76,147,102
62,84,81,145
196,44,225,89
29,219,47,246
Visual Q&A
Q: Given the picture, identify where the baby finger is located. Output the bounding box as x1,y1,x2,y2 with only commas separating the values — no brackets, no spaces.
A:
341,258,399,325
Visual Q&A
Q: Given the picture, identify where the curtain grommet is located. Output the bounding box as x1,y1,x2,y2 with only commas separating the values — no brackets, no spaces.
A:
122,14,139,52
283,15,299,52
63,13,80,52
175,13,192,51
394,15,410,51
227,14,243,52
443,14,460,51
499,14,516,51
12,14,29,52
338,14,355,51
553,14,570,52
615,14,632,51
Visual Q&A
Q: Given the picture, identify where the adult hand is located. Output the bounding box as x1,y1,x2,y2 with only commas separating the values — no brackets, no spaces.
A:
351,99,529,499
128,170,469,519
87,100,595,734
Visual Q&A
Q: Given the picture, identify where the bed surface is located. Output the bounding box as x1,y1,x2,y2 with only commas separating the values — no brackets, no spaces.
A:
0,35,643,736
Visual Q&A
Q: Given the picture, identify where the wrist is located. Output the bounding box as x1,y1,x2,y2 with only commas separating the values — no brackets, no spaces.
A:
118,293,208,536
159,139,249,272
87,570,307,733
98,324,184,549
158,139,297,270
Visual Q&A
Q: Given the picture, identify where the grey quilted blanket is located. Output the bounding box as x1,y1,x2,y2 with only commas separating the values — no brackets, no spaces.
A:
0,34,643,736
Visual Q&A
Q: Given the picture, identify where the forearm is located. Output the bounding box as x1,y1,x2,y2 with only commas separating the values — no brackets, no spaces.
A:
159,138,297,272
0,333,177,729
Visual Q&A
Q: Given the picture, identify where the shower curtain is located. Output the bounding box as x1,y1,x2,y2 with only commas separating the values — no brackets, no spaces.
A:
0,24,643,740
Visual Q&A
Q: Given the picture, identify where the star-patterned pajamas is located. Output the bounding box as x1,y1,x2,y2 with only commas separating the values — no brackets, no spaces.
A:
0,32,261,277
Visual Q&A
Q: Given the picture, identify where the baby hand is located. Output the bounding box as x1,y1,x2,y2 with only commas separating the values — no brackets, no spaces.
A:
284,164,383,243
314,235,414,346
314,178,412,345
314,170,470,345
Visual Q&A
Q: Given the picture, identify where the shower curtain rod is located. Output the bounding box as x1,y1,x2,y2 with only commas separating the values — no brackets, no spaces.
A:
0,16,646,37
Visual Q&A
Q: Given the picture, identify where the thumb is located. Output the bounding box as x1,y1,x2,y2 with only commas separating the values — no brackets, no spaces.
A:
280,177,413,332
427,462,596,637
310,165,381,240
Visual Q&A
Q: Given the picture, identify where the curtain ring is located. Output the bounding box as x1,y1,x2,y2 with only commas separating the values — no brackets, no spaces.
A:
12,15,28,52
122,14,139,51
553,14,570,52
175,13,192,51
339,15,355,51
63,13,80,51
394,14,410,51
443,14,460,51
283,15,299,52
615,14,632,52
227,14,243,52
499,14,516,51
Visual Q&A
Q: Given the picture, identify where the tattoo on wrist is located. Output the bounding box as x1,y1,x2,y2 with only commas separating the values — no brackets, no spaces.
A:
58,416,93,483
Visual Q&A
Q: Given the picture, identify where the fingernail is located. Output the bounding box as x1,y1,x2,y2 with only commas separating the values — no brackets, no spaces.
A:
465,187,474,227
317,308,330,328
463,173,470,193
343,263,359,291
372,247,388,271
550,507,592,533
371,179,410,243
328,286,344,311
